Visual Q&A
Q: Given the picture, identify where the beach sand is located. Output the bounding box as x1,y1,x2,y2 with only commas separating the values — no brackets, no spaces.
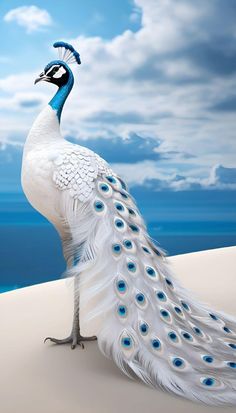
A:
0,246,235,413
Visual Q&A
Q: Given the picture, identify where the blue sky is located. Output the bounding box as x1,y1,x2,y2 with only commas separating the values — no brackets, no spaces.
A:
0,0,236,192
0,1,236,289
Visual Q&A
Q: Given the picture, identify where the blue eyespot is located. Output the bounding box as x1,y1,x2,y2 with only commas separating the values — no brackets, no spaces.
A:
168,331,178,342
112,243,122,254
156,291,167,302
228,343,236,349
115,202,125,212
115,218,125,229
193,326,203,336
128,208,135,215
160,309,171,321
203,355,214,364
121,336,132,348
173,357,184,368
100,183,109,192
116,280,127,294
209,313,218,320
118,305,127,317
174,306,183,316
146,266,156,278
139,322,149,335
165,278,173,288
94,200,104,212
223,326,231,334
227,362,236,369
123,239,132,249
142,246,151,254
129,224,139,233
118,178,127,190
151,338,161,350
120,192,128,199
136,293,145,304
181,331,193,342
181,301,190,311
106,176,117,184
127,261,136,273
201,377,215,387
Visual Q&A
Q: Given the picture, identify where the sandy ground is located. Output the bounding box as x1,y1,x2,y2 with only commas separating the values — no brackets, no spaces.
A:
0,246,236,413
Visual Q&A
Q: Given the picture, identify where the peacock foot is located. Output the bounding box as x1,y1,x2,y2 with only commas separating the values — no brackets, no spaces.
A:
44,332,97,349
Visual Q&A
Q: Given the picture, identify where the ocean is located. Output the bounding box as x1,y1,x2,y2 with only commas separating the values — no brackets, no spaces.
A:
0,189,235,292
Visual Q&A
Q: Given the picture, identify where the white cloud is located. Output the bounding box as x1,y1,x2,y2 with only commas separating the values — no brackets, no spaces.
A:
4,5,52,33
0,0,236,191
112,161,236,191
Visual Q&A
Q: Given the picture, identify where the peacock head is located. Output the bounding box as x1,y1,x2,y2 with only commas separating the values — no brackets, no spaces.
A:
34,41,81,87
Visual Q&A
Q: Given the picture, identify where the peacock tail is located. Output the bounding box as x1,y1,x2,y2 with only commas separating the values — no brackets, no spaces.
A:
56,157,236,406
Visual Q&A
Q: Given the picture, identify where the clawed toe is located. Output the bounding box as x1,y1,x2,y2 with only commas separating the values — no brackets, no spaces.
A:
44,336,73,345
44,334,97,349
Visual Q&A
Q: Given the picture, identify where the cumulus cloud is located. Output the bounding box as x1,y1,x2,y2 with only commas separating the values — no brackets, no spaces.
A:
113,161,236,191
4,5,52,33
1,0,236,191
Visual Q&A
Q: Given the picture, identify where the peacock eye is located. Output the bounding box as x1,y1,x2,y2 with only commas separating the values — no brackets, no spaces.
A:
51,67,58,75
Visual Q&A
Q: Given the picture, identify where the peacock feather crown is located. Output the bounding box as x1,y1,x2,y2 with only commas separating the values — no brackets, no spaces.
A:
53,41,81,65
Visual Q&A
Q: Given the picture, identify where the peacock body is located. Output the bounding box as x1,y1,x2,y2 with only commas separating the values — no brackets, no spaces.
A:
21,42,236,406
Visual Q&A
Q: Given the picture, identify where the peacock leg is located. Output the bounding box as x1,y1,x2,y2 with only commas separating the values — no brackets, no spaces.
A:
44,275,97,349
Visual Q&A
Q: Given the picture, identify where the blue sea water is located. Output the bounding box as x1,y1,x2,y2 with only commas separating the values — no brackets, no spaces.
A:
0,189,235,293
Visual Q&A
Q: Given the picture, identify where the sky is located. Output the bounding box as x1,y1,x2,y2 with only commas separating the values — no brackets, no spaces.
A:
0,0,236,192
0,0,236,290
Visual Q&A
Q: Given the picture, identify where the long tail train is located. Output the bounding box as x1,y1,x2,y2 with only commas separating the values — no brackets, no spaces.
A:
63,174,236,406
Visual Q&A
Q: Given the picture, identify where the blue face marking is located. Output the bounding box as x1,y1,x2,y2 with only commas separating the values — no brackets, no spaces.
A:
228,343,236,349
47,60,74,121
112,243,122,254
121,337,132,348
94,200,104,212
151,339,161,350
118,305,127,317
203,355,214,363
123,239,132,249
116,280,126,293
202,377,215,387
156,291,167,302
128,208,135,215
173,358,184,368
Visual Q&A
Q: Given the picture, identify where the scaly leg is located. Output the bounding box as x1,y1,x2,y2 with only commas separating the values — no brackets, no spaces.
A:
44,276,97,349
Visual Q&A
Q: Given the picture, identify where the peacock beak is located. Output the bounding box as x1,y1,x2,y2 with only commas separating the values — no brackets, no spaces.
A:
34,72,49,85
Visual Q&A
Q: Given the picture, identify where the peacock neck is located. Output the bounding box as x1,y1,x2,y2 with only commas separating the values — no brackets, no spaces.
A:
49,73,74,122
